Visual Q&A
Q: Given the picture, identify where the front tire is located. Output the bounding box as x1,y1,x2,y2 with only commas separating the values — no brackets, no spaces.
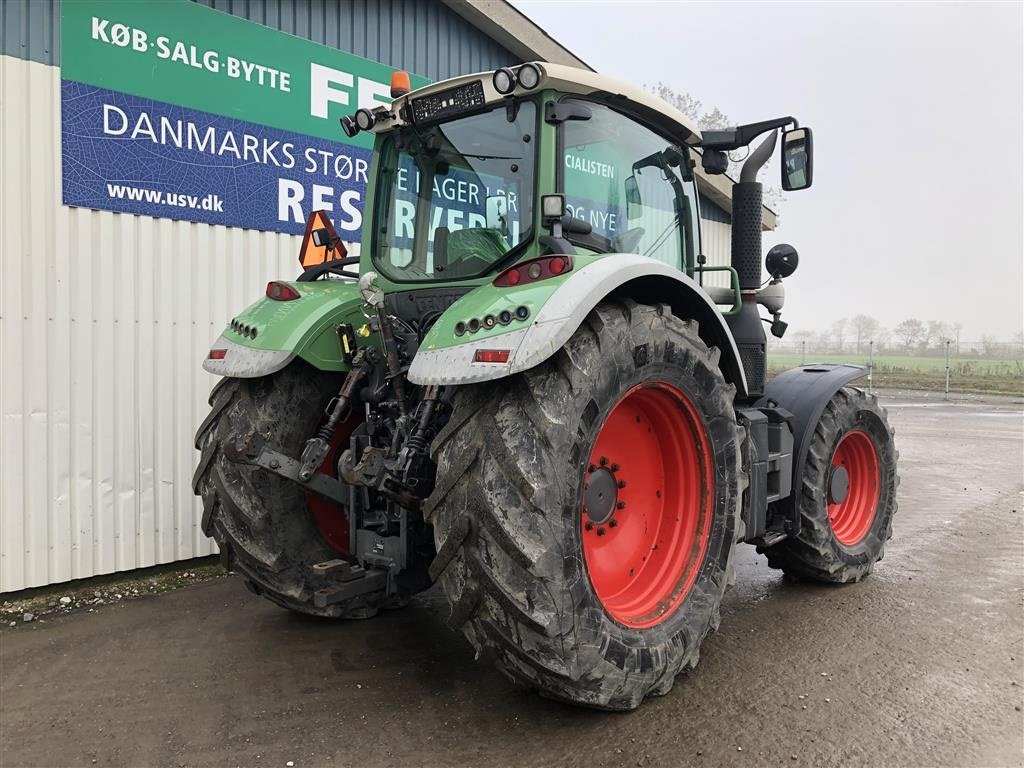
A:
426,300,743,710
762,387,898,583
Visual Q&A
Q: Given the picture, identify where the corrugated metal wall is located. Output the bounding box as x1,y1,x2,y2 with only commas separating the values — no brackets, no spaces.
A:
698,219,734,290
2,0,517,74
1,0,519,592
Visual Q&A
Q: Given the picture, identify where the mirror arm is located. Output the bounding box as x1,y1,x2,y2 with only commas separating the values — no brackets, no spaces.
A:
699,116,796,151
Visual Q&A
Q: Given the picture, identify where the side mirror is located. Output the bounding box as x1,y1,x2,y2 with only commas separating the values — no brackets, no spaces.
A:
781,127,813,191
485,195,509,234
624,175,642,221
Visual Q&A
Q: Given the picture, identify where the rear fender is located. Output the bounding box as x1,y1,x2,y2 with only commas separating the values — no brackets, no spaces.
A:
408,254,748,397
755,364,869,524
203,281,365,378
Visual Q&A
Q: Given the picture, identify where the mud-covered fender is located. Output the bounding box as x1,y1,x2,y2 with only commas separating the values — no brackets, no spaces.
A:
408,254,748,395
755,363,869,515
203,281,365,378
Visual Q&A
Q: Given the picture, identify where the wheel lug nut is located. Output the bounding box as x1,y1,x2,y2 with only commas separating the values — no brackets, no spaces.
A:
617,480,627,489
585,522,594,531
608,519,618,528
588,464,596,473
616,501,626,510
600,456,608,466
611,463,620,472
597,526,606,536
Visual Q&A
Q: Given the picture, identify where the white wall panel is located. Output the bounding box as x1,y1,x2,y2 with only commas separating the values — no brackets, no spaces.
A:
1,55,305,591
700,219,733,289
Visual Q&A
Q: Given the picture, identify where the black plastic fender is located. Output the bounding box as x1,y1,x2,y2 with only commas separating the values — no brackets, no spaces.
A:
755,364,868,525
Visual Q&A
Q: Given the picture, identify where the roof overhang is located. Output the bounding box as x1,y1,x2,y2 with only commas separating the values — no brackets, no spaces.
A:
440,0,590,69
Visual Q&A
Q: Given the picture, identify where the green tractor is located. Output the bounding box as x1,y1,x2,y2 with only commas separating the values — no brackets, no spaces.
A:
194,63,898,710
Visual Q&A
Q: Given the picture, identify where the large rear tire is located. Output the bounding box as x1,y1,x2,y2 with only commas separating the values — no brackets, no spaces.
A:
193,362,389,618
426,300,744,710
762,387,898,583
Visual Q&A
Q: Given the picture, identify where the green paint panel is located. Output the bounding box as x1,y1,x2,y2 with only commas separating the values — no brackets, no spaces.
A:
224,281,370,371
418,253,606,352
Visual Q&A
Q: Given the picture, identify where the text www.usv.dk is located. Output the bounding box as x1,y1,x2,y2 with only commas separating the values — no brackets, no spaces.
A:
106,184,225,211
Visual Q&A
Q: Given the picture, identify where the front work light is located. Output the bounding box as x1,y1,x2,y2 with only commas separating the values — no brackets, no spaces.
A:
516,63,541,89
340,114,359,138
354,108,376,132
541,193,565,222
492,67,515,95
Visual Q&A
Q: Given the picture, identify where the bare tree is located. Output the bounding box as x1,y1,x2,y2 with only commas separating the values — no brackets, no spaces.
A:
850,314,880,354
922,320,950,352
831,318,849,353
952,322,963,354
645,82,784,209
893,318,924,351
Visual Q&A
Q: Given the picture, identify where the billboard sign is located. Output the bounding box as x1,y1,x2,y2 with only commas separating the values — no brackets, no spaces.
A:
60,0,428,239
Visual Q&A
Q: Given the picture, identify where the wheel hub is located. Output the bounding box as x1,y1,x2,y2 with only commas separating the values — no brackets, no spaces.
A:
828,465,850,504
584,466,619,525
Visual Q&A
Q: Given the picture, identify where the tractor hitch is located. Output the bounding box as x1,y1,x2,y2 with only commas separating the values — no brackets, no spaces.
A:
224,430,348,505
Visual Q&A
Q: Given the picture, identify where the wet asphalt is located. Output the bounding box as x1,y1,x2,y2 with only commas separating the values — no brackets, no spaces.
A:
2,391,1022,768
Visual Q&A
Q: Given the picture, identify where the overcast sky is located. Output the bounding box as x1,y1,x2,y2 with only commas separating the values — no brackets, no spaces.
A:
513,1,1023,341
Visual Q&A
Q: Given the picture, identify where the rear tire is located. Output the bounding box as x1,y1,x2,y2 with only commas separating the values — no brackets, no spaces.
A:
426,300,744,710
193,362,388,618
762,387,898,583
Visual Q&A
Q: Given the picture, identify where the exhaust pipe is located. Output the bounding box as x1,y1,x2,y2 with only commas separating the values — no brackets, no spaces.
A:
727,131,777,396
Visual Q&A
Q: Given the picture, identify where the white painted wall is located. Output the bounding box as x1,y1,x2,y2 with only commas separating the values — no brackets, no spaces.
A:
700,218,733,289
0,55,304,592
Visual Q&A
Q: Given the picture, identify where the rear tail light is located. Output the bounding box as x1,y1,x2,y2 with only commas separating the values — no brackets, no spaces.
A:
493,255,572,287
208,349,228,360
267,281,301,301
473,349,511,364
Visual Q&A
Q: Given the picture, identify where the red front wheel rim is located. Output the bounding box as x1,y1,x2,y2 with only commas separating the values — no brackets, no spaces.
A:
581,382,713,630
827,429,881,546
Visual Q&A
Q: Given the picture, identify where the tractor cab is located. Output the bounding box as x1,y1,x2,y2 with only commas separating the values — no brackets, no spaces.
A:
340,63,709,286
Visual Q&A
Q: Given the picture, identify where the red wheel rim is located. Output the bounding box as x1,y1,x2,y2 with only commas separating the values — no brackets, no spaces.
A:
581,382,713,629
827,429,881,546
307,412,361,554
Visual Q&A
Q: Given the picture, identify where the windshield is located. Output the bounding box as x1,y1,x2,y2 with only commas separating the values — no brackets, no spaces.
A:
372,100,536,282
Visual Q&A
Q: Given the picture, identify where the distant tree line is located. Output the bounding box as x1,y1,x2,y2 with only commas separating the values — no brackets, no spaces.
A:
780,315,1024,358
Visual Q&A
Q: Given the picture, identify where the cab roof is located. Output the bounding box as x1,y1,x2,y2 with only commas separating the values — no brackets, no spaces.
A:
380,62,703,146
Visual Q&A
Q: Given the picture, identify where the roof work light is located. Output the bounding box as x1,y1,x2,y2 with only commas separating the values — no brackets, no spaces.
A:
492,67,515,94
516,63,541,89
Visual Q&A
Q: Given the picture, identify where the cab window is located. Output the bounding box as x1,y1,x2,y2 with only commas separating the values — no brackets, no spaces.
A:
560,100,698,271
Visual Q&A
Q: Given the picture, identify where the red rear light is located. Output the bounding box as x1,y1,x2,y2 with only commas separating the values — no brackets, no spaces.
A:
208,349,228,360
473,349,511,363
493,255,573,287
266,281,301,301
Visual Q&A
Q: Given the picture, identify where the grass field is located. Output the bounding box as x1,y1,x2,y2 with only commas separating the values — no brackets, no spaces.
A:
767,352,1024,395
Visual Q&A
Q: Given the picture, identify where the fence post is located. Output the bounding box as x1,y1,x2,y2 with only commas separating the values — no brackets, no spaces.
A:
801,340,806,366
944,340,951,400
868,340,874,393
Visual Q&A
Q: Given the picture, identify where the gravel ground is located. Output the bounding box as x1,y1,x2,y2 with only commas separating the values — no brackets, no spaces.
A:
2,392,1022,768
